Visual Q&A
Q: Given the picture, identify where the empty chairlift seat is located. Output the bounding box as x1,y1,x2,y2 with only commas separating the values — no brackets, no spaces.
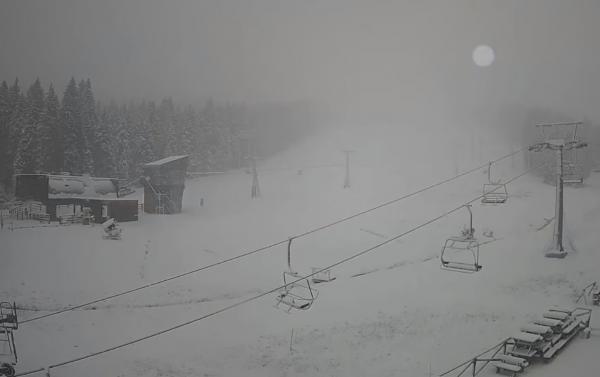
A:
520,323,554,340
440,205,482,273
509,332,546,359
310,267,336,284
0,302,18,373
542,310,570,322
481,162,508,204
275,272,319,313
562,162,584,185
493,353,529,376
0,303,17,330
548,306,575,315
482,183,508,204
534,317,563,332
440,236,481,272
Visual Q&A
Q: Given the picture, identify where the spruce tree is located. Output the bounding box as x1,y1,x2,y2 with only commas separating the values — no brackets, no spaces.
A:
80,79,113,176
61,78,87,174
180,105,197,155
6,79,26,187
77,79,94,173
128,101,155,177
157,97,176,157
45,84,62,172
0,81,10,188
13,79,45,174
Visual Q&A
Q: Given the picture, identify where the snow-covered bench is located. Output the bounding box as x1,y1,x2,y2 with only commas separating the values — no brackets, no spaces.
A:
496,353,528,367
542,311,569,321
509,332,545,359
561,319,581,335
520,323,553,339
493,361,522,376
534,317,563,332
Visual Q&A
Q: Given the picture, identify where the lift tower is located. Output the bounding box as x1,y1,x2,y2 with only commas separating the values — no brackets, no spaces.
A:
529,122,587,258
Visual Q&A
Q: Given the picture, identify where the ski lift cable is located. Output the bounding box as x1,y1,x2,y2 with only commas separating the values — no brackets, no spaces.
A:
13,163,537,377
19,148,524,325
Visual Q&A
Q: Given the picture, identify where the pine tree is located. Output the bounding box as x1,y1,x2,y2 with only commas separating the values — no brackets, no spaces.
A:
77,79,95,173
13,79,45,174
5,79,27,188
128,101,156,177
80,79,113,176
180,105,197,155
45,84,62,172
98,101,131,178
0,81,10,188
61,77,87,174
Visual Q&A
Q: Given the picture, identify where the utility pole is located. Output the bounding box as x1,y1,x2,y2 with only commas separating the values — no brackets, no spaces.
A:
250,156,261,199
343,150,354,188
529,131,587,258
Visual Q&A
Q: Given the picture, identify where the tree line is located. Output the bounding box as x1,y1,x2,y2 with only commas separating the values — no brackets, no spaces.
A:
0,77,320,198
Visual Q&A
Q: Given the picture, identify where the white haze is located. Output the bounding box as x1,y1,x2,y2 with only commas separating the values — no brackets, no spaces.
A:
2,0,600,133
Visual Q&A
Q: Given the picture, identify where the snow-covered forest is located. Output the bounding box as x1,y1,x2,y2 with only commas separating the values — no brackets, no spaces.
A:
0,77,321,198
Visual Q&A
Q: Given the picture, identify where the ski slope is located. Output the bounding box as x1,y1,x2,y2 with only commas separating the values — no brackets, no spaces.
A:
1,124,599,377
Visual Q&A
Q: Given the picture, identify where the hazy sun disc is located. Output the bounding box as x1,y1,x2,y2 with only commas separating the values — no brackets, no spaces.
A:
472,45,495,67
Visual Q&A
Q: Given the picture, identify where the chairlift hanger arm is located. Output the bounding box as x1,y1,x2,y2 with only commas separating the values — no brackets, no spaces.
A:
465,205,473,237
287,237,295,273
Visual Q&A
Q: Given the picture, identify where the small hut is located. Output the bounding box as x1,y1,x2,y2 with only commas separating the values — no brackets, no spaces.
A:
142,155,189,214
13,173,138,222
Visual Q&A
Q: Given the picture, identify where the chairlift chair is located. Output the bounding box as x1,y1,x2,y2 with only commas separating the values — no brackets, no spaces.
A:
561,160,583,185
0,302,17,376
0,304,17,331
481,162,508,204
275,272,318,312
440,205,482,273
311,267,336,284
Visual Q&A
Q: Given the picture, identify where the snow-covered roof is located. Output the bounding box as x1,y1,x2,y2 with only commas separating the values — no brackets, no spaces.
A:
144,155,189,167
47,175,118,199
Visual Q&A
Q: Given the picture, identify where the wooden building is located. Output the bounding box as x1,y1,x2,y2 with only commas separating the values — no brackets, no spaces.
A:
142,155,189,214
14,173,138,222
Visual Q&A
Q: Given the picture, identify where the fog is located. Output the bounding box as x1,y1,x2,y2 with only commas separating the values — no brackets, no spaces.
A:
2,0,600,129
4,3,600,376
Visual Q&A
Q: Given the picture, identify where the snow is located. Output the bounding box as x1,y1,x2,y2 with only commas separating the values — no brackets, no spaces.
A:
1,125,599,377
144,156,189,167
512,332,543,343
47,175,117,199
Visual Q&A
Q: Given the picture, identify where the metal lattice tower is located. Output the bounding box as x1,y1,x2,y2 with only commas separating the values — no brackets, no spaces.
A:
530,122,587,257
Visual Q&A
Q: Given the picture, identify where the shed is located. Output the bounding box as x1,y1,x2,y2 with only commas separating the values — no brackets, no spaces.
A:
14,173,138,223
142,155,189,214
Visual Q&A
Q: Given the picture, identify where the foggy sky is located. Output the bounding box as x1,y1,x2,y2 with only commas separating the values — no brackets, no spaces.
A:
2,0,600,124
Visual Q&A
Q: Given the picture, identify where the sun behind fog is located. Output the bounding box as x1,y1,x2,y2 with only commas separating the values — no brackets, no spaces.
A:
472,45,495,67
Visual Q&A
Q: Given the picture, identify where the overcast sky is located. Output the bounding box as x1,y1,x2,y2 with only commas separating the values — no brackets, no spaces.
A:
2,0,599,124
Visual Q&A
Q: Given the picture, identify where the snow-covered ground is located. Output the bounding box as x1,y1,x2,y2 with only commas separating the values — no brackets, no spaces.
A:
1,125,599,377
